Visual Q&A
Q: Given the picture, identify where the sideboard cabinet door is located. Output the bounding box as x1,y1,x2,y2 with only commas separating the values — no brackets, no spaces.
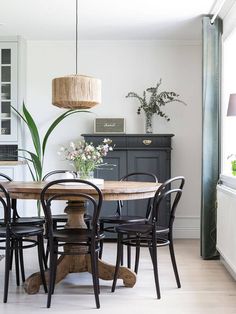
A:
82,134,173,228
95,150,128,217
127,150,170,225
95,150,126,181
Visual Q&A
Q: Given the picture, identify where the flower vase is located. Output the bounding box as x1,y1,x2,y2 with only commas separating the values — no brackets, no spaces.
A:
145,112,153,134
77,170,94,180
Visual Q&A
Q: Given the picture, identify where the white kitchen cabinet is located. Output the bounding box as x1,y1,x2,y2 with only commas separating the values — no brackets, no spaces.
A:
0,42,18,142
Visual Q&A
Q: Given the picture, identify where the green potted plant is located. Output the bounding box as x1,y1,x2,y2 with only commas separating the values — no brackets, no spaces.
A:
228,154,236,176
12,103,89,215
126,79,186,133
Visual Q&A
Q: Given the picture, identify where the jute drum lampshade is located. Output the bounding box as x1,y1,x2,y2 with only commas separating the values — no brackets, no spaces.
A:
52,74,101,109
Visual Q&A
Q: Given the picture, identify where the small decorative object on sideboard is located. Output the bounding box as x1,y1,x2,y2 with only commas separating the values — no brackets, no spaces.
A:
94,118,125,133
58,138,113,179
126,79,186,133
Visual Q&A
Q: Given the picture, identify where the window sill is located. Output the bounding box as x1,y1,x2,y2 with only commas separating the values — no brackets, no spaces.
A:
220,174,236,190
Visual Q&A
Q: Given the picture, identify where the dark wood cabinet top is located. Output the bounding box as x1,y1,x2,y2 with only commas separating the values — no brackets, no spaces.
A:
82,133,174,137
82,134,174,150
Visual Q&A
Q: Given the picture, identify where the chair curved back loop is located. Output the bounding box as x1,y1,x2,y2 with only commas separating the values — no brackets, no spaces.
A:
42,170,77,181
116,172,158,217
0,183,11,225
40,179,103,237
152,176,185,228
0,173,19,220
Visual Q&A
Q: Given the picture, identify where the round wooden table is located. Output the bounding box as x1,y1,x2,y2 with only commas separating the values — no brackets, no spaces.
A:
2,180,160,294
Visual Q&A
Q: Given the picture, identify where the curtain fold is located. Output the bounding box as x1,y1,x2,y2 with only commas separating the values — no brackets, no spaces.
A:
201,16,222,259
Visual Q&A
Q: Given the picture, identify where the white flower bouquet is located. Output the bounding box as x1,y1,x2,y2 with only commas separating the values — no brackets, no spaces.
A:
58,138,113,179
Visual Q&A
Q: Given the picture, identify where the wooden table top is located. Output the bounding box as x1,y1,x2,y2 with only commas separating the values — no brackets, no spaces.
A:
0,180,161,201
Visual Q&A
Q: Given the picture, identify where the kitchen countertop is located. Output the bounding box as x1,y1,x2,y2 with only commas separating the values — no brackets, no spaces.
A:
0,161,26,166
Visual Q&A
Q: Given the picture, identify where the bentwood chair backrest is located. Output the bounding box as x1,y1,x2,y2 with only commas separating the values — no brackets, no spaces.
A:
42,170,77,181
117,172,158,218
152,176,185,229
0,173,18,220
40,179,103,237
0,183,11,227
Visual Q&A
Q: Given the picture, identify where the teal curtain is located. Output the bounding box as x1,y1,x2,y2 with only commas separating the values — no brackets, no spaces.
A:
201,16,222,259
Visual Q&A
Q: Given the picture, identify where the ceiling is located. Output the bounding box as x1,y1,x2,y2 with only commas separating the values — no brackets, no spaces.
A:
0,0,226,40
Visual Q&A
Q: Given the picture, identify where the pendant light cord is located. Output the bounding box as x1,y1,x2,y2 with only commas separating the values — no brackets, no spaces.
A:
76,0,78,74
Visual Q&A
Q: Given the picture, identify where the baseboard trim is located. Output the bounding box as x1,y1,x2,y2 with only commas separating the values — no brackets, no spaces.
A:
174,216,200,239
219,255,236,281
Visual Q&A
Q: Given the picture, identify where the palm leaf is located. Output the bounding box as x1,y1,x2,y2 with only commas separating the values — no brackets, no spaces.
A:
22,103,42,161
18,149,42,180
11,105,27,124
17,155,37,181
26,161,36,181
42,109,90,156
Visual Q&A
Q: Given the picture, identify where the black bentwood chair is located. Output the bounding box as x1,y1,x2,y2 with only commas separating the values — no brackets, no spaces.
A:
42,170,91,265
0,183,47,303
42,170,77,229
0,173,46,283
40,179,104,309
0,173,45,226
111,176,185,299
99,172,158,271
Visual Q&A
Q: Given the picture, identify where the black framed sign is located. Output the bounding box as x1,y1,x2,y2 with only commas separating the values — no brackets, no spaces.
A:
94,118,125,133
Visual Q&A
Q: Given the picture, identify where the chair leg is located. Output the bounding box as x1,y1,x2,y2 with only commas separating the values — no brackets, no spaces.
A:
127,245,131,269
47,241,55,308
9,239,14,271
95,247,100,294
44,238,50,269
169,239,181,288
51,245,58,295
90,241,100,309
149,240,161,299
3,237,11,303
37,235,47,293
134,239,140,274
99,239,103,260
98,222,104,259
18,239,25,282
120,242,124,266
14,240,20,286
111,233,123,292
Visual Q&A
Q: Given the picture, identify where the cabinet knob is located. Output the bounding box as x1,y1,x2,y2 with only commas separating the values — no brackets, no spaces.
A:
142,139,152,145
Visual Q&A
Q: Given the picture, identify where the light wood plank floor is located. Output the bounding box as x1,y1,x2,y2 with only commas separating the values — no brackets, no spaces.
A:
0,239,236,313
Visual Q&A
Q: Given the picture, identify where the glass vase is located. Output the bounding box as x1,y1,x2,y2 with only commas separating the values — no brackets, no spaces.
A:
145,112,153,134
76,170,94,180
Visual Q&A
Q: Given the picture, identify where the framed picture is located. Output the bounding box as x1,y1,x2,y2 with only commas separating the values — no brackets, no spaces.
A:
94,118,125,133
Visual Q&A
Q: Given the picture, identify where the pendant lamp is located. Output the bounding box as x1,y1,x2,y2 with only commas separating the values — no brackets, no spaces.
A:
52,0,101,109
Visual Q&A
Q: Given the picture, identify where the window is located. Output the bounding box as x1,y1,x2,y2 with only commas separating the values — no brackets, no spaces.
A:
222,28,236,179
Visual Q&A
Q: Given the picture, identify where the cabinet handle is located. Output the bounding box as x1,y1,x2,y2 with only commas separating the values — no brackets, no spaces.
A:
142,139,152,145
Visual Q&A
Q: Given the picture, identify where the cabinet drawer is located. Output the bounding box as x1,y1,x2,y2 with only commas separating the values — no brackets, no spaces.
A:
127,136,172,149
82,135,127,149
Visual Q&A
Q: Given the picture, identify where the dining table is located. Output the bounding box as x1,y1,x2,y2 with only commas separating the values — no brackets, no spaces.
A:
1,180,160,294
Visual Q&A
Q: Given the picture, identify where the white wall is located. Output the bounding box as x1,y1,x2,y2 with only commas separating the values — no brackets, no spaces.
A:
25,40,202,238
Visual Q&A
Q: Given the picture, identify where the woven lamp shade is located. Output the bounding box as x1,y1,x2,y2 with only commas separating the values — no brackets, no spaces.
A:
52,75,101,109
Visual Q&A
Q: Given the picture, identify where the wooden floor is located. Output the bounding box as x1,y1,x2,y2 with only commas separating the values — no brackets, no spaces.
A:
0,239,236,313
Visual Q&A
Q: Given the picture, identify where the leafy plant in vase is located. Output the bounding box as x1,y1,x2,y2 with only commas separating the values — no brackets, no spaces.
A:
12,103,90,216
58,139,114,179
126,79,186,133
